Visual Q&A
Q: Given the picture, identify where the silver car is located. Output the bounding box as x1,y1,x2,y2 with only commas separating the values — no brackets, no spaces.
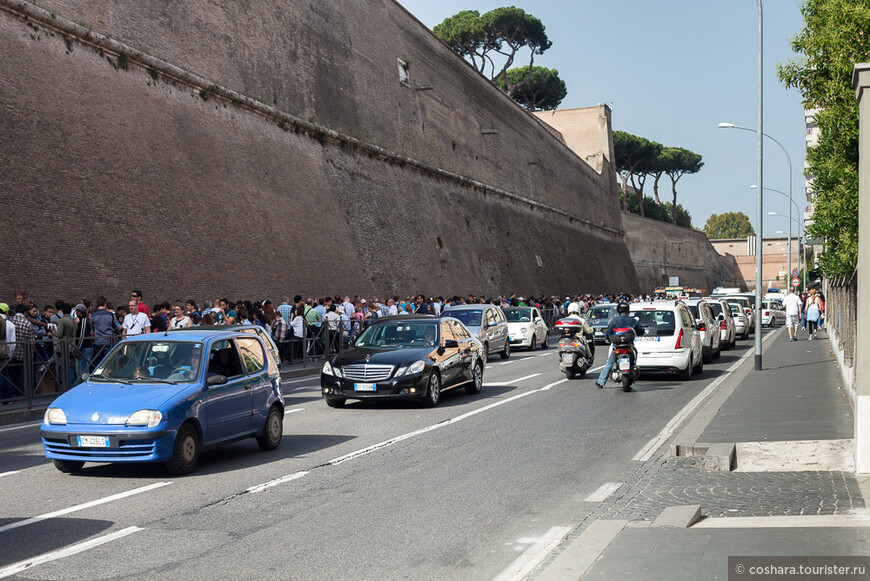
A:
706,298,737,350
442,304,510,360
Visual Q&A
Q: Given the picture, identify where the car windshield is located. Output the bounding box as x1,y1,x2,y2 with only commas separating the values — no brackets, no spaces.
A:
355,322,439,348
632,310,676,337
446,309,482,327
91,341,204,383
688,305,700,319
504,308,532,323
587,306,616,322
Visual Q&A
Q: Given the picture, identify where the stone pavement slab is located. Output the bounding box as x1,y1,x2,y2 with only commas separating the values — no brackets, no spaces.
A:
700,331,852,443
581,526,870,580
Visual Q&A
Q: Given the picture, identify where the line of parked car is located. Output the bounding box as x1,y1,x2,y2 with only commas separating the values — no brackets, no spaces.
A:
39,294,768,476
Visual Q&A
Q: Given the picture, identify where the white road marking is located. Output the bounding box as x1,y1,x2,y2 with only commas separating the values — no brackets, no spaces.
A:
0,526,142,578
0,471,20,478
281,376,319,385
584,482,623,502
499,360,516,365
540,379,569,391
484,374,541,387
0,422,42,433
493,526,572,581
632,329,780,462
246,471,309,494
285,408,304,414
0,482,171,534
286,385,317,393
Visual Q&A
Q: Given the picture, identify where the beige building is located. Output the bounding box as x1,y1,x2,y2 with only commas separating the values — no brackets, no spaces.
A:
711,236,803,290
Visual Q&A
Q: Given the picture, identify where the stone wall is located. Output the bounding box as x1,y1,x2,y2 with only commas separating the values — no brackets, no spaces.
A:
0,0,638,302
621,213,746,293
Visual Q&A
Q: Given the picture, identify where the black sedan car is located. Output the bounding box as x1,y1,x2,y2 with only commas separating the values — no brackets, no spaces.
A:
321,315,485,408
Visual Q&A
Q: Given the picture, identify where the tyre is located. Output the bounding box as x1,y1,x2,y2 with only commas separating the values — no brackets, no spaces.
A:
702,345,713,364
577,362,588,376
678,357,692,381
713,343,721,360
529,335,536,351
256,405,283,451
465,361,483,394
564,368,577,380
693,353,703,375
499,341,511,359
423,371,441,407
325,398,346,408
52,459,84,473
482,343,489,361
166,423,201,475
730,336,736,349
541,333,549,349
622,374,632,392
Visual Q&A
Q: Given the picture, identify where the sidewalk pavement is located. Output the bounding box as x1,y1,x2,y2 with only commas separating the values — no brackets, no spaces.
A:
534,327,870,580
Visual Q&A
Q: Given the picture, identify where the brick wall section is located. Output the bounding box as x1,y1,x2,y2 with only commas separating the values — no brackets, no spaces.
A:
621,213,746,292
0,4,639,302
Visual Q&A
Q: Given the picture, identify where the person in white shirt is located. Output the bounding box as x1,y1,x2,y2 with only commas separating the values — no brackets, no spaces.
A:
782,287,803,342
123,301,151,337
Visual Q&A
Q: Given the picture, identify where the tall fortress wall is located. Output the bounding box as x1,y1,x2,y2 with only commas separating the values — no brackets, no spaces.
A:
0,0,639,301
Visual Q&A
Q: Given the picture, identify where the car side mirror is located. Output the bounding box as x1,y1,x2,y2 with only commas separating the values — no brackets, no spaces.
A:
207,375,228,386
717,314,725,321
81,372,90,382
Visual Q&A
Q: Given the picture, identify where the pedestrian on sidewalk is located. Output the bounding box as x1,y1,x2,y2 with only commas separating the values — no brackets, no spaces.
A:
783,286,803,342
805,290,822,340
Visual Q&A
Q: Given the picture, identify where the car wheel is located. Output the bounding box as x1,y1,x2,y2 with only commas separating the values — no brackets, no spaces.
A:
466,361,483,394
482,343,489,361
693,352,703,374
423,371,441,407
731,337,737,349
500,341,511,359
52,459,84,473
541,333,549,349
702,345,713,364
529,334,537,351
325,398,346,408
713,343,721,360
679,357,692,381
166,423,201,476
256,405,283,451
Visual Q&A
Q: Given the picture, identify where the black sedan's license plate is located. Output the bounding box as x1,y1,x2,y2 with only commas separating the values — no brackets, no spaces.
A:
354,383,376,391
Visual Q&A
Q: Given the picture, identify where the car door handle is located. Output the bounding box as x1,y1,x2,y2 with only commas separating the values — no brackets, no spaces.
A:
245,382,257,390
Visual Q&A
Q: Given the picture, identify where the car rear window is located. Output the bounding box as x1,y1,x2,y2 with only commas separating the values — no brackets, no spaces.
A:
632,310,676,337
688,305,700,319
708,303,723,317
446,309,482,327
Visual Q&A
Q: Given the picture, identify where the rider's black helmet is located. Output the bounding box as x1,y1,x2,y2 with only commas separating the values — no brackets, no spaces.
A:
616,302,630,315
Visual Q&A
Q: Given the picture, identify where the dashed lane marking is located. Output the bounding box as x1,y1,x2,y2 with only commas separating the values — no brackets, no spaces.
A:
584,482,623,502
0,482,171,534
0,526,142,578
0,471,20,478
0,422,42,433
247,471,309,494
484,374,541,387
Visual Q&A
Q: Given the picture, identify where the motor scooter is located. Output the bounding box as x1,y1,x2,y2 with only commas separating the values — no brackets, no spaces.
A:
607,327,639,392
555,318,594,379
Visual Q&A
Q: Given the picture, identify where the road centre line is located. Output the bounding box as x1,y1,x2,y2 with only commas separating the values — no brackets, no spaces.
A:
0,471,20,478
493,526,572,581
484,374,541,387
0,482,171,534
0,422,42,433
247,471,309,494
0,526,142,578
584,482,623,502
632,329,780,462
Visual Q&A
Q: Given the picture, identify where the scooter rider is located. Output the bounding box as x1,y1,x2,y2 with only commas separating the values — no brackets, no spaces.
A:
595,302,645,389
565,304,595,359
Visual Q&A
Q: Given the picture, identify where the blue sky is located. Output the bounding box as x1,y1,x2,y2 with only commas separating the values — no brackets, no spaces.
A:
396,0,807,237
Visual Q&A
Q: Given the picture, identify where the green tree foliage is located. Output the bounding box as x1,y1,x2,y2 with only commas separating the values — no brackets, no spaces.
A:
777,0,870,276
613,131,662,217
661,147,704,224
702,212,755,239
620,190,693,228
492,66,566,111
434,7,552,97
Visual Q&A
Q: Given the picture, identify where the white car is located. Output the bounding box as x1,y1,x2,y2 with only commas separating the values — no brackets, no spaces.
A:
706,298,736,350
728,303,750,339
630,301,703,380
683,299,722,363
727,296,756,334
504,307,549,350
761,301,786,327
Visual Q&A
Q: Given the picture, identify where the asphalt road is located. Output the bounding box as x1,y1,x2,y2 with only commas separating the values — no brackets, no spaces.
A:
0,335,760,580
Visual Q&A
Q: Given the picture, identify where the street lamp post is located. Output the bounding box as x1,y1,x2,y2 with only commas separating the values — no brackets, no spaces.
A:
771,211,804,291
752,185,800,290
717,1,765,369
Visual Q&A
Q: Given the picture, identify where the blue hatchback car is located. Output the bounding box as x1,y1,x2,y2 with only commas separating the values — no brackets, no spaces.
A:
41,330,285,475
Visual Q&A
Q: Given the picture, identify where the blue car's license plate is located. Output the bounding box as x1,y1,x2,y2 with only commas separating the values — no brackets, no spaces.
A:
77,435,110,447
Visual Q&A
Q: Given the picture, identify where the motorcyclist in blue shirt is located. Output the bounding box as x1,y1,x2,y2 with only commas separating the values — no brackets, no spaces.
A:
595,302,645,389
